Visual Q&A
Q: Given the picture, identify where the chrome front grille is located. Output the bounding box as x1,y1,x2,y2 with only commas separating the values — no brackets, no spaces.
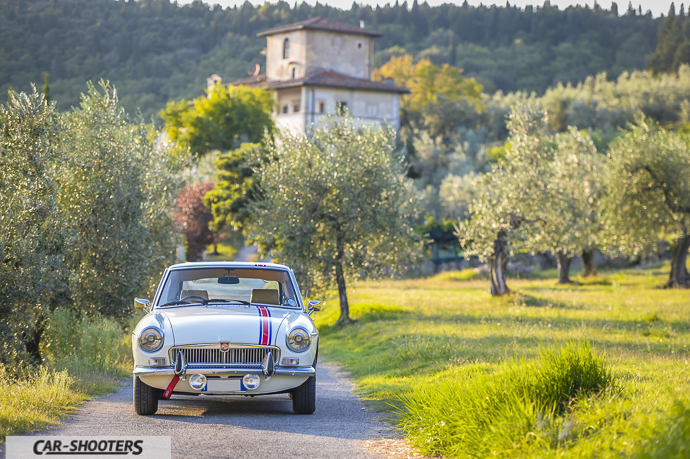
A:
171,345,279,368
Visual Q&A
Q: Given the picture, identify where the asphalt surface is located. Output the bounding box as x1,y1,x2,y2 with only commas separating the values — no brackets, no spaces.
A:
5,362,384,458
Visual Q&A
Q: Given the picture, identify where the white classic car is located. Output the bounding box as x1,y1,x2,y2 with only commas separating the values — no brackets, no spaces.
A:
131,262,320,415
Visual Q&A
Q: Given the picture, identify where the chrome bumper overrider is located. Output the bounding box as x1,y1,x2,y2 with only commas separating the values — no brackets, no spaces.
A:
133,365,316,377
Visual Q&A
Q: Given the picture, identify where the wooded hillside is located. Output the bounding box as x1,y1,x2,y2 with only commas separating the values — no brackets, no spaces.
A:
0,0,660,120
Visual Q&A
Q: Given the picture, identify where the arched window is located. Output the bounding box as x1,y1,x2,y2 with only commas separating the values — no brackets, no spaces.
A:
283,38,290,59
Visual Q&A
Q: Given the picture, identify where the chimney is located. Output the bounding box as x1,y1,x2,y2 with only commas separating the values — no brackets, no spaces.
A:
360,20,365,28
207,74,222,95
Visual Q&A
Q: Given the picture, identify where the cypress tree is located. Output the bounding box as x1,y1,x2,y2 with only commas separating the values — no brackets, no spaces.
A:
42,72,50,103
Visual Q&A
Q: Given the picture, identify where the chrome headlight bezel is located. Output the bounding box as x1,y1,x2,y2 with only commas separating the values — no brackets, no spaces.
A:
286,326,312,353
138,326,164,353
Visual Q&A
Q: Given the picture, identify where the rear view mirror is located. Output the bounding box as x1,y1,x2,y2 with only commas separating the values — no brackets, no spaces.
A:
218,277,240,284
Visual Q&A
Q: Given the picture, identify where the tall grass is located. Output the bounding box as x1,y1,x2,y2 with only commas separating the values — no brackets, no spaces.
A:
42,308,131,374
0,366,84,439
41,308,133,394
398,341,613,458
637,400,690,458
0,309,132,442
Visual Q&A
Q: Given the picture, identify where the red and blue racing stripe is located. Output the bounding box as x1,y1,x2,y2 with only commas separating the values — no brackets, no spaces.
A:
257,305,272,345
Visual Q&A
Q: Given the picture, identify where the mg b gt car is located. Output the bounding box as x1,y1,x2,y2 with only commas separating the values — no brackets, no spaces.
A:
132,262,320,415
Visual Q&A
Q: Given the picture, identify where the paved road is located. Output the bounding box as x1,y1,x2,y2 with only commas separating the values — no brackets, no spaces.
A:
6,363,385,458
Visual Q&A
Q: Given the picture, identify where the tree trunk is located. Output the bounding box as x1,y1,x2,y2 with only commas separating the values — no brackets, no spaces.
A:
25,316,45,364
666,235,690,288
334,231,353,326
489,230,510,296
582,249,596,277
556,251,572,284
186,240,205,262
211,231,220,255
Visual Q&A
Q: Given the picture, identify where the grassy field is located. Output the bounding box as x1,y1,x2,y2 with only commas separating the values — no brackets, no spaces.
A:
313,264,690,458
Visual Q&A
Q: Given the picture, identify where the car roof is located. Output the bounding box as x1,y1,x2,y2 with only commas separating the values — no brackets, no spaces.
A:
167,261,291,271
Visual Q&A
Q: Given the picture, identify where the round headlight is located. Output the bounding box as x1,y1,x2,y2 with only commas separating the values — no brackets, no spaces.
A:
286,327,311,353
189,374,206,391
138,327,163,353
243,374,261,390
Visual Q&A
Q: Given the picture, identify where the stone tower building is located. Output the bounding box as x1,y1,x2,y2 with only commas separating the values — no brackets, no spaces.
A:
229,17,408,133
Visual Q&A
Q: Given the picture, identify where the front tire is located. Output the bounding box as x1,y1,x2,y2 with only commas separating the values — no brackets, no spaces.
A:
291,375,316,414
133,375,159,415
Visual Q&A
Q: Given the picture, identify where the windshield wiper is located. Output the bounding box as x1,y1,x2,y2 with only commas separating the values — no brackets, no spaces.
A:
203,299,251,305
159,300,204,307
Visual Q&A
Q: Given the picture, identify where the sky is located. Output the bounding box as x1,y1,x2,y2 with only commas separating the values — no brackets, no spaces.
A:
178,0,671,17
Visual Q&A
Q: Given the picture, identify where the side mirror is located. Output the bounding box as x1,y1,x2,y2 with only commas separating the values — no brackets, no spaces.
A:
307,300,321,316
134,298,151,314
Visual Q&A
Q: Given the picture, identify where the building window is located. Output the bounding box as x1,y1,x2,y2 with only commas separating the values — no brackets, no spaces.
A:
336,101,347,115
293,101,301,113
282,105,288,114
283,38,290,59
318,101,325,113
292,67,296,79
358,42,362,49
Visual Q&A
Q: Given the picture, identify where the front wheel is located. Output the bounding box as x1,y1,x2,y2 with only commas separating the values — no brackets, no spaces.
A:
133,375,159,415
291,375,316,414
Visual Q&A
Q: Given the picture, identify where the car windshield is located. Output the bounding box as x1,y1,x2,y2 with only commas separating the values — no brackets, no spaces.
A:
156,267,299,308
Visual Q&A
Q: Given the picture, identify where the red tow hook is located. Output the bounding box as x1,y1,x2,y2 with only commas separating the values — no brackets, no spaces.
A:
164,350,187,399
163,375,180,399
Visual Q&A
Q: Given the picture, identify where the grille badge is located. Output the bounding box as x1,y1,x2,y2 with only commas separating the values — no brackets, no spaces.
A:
220,343,230,352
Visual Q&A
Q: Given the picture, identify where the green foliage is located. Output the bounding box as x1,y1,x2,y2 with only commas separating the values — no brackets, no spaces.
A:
161,83,274,157
0,1,659,119
0,88,65,366
373,55,483,112
647,4,689,74
461,103,602,261
602,117,690,257
58,81,179,319
438,172,479,221
42,308,129,374
247,115,420,297
0,82,180,367
42,72,50,103
0,309,131,442
415,217,459,248
398,341,612,458
203,142,262,231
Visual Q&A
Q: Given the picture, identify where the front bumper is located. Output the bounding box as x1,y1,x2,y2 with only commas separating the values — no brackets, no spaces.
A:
133,365,316,377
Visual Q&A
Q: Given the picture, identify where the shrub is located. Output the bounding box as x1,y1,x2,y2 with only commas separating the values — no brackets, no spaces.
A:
398,341,613,458
42,308,130,375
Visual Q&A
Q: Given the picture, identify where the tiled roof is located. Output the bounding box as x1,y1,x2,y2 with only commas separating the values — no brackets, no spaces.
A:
257,17,382,37
229,74,267,86
230,69,408,94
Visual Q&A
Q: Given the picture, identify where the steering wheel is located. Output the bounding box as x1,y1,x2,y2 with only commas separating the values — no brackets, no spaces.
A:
181,295,206,303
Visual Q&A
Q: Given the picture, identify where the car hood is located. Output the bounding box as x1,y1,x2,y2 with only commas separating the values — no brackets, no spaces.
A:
161,306,290,347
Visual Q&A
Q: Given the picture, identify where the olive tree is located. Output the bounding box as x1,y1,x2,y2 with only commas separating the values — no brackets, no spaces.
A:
461,104,603,294
602,118,690,287
248,116,419,325
524,127,603,283
58,81,180,319
0,88,65,365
